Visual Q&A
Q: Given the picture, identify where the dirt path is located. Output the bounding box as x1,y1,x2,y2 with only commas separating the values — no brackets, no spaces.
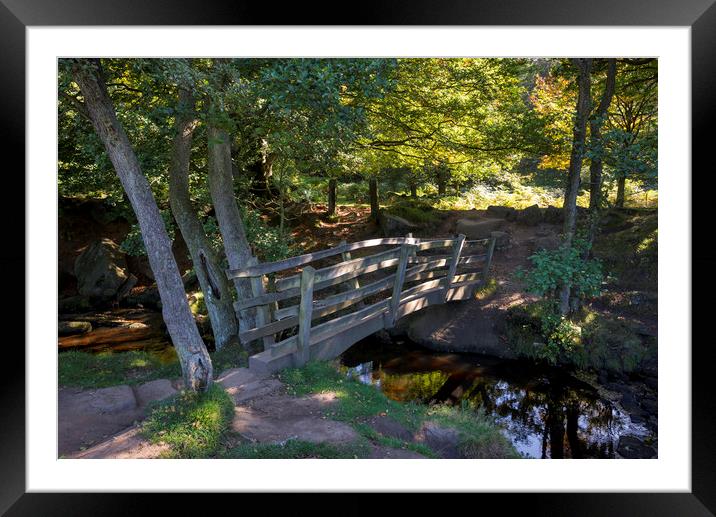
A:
62,367,435,459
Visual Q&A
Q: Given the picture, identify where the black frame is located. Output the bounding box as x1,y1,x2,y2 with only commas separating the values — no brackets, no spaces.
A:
2,0,714,514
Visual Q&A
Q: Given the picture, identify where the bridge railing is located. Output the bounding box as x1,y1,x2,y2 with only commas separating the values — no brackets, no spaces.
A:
226,232,498,374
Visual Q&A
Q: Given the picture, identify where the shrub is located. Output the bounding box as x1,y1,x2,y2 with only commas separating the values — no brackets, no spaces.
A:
516,238,603,301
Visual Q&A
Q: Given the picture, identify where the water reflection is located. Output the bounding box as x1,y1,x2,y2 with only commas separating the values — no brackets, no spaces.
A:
340,340,650,458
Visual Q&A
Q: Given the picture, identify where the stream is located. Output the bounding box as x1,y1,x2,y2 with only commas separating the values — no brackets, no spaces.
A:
339,336,654,459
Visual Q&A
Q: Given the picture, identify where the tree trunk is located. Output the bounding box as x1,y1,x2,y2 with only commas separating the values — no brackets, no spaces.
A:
206,125,256,334
615,176,626,207
559,58,592,315
410,182,417,198
588,59,617,211
585,59,617,258
72,59,212,390
437,178,447,196
327,178,337,216
168,88,238,350
369,178,379,221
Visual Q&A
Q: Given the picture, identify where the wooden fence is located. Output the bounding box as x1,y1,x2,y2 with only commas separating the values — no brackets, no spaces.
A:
226,232,498,374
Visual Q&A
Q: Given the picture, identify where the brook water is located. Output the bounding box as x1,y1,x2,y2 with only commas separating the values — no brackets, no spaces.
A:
339,336,652,458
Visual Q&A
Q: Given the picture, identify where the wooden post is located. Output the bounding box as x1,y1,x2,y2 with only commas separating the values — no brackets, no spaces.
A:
444,234,465,301
247,257,274,349
388,243,413,327
295,266,316,366
482,233,498,283
340,240,365,308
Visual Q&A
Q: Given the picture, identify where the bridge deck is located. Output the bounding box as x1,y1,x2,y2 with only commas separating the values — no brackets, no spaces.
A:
225,233,498,375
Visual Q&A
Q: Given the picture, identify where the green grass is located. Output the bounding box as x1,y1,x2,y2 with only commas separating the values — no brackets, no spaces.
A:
59,340,249,390
278,361,517,459
222,439,370,459
58,350,181,389
141,383,234,458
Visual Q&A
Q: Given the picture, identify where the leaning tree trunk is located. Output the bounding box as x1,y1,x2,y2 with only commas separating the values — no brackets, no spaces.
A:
585,59,617,257
206,125,256,334
72,59,212,390
559,58,592,315
327,178,337,216
588,59,617,212
168,89,238,350
368,178,380,222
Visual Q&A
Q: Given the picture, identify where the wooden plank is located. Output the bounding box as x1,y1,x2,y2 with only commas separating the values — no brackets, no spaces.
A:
482,234,497,281
295,266,315,367
388,243,413,327
416,239,455,251
400,277,446,299
444,234,466,300
227,237,420,278
274,273,396,320
247,256,274,349
458,253,487,265
275,247,400,291
239,312,298,345
340,240,364,309
249,300,389,375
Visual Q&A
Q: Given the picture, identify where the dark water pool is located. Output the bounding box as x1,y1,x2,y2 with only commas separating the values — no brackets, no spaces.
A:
339,337,653,458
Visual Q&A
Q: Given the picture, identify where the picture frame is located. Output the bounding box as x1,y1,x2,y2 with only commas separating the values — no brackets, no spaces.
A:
3,0,714,513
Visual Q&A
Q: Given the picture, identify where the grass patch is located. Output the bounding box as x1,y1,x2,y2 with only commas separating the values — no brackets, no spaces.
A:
141,383,234,458
474,277,499,300
223,439,370,459
59,339,250,390
58,350,181,389
279,361,517,459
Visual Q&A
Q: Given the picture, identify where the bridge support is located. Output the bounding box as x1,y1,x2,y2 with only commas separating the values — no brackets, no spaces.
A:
295,265,315,367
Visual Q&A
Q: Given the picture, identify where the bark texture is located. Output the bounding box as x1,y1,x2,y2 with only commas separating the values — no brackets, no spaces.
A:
559,58,592,315
369,178,379,221
588,58,617,211
168,89,239,350
327,178,337,216
206,125,257,334
72,59,212,390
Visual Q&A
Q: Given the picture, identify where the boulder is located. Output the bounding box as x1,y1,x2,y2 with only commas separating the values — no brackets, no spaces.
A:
516,204,543,226
134,379,177,408
89,385,137,413
455,218,505,240
379,213,419,237
415,422,461,458
74,239,129,300
58,321,93,336
486,205,516,220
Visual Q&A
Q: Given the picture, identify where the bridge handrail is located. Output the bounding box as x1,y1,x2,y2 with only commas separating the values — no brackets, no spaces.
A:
226,236,490,279
227,233,499,372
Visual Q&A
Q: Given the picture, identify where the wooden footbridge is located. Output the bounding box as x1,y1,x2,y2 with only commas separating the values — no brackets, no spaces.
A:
226,232,498,374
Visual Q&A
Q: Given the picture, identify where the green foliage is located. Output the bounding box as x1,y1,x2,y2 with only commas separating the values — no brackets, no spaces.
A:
516,238,603,300
120,210,176,256
241,208,295,262
385,198,441,225
58,350,181,389
142,384,234,458
504,302,653,373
